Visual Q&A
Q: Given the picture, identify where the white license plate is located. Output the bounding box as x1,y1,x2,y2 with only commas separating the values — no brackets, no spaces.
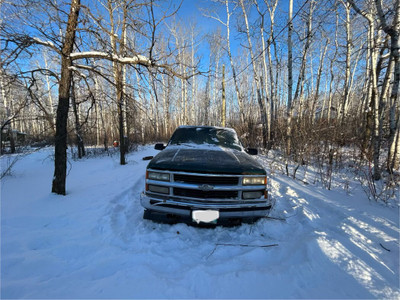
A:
192,210,219,224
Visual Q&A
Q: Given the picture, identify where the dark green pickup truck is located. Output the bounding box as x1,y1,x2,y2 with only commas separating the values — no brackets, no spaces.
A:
140,126,272,225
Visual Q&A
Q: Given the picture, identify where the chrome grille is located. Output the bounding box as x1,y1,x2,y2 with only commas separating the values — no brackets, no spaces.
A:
173,187,238,199
173,174,239,185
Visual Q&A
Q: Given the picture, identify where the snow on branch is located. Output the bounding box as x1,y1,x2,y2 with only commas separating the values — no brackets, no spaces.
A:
68,66,87,78
31,37,60,53
69,52,152,67
69,52,195,80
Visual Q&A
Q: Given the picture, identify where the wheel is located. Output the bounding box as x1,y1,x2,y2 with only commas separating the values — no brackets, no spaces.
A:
143,209,180,224
143,209,155,220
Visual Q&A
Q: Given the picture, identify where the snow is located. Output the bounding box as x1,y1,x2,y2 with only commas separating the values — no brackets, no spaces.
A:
1,147,399,298
166,143,244,151
68,66,87,78
69,52,151,65
32,38,57,51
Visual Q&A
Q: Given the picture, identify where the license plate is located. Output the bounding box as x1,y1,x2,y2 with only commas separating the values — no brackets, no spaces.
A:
192,210,219,224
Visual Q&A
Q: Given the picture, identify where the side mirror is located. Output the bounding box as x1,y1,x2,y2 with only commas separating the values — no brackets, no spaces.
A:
246,148,258,155
154,143,165,150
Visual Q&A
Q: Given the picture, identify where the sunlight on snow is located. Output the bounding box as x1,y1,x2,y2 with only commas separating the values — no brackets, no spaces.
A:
367,215,400,233
286,187,302,199
317,236,396,298
347,216,399,242
341,222,395,275
303,206,320,221
285,187,320,221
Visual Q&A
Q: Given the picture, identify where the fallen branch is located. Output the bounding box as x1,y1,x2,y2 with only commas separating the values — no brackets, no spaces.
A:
380,243,391,252
207,243,278,259
263,216,286,221
216,243,279,248
0,155,20,179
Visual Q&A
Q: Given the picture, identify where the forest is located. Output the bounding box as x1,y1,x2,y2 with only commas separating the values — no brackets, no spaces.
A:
0,0,399,197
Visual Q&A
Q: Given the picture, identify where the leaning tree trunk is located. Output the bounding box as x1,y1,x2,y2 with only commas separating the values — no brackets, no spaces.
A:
52,0,81,195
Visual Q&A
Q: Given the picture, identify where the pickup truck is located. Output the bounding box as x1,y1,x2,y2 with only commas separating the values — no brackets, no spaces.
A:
140,126,272,225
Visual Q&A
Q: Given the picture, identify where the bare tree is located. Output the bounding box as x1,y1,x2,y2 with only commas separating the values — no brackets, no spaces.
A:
203,0,246,125
1,0,196,194
347,0,396,180
51,0,81,194
374,0,400,172
239,0,268,149
286,0,294,157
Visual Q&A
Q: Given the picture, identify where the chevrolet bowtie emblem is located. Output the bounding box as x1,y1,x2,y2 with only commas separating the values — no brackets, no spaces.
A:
198,184,214,191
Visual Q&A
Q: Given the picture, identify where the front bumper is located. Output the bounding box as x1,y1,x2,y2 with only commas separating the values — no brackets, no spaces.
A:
140,192,272,219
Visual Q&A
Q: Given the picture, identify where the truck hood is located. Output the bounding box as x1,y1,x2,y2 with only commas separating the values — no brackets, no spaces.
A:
147,146,266,175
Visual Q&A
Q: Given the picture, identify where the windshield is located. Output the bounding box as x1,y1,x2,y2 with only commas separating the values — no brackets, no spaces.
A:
168,127,243,151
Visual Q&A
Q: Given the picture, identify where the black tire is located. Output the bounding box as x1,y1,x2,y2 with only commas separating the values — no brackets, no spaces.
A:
143,209,180,224
143,209,155,220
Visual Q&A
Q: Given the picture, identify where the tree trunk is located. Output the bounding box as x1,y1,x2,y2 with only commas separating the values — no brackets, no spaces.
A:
43,52,56,133
71,79,85,158
222,64,226,127
8,126,15,153
286,0,294,157
107,0,127,164
117,74,126,165
375,0,400,172
265,0,279,140
340,1,352,123
390,115,400,170
327,10,339,122
255,0,274,143
312,38,328,124
370,25,381,180
347,0,382,179
225,0,245,125
51,0,81,195
239,0,268,149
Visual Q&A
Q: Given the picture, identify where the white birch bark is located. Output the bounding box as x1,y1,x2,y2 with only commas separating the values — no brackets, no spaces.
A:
286,0,294,156
239,0,268,148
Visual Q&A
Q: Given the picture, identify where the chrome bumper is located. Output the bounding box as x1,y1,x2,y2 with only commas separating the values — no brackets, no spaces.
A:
140,192,272,219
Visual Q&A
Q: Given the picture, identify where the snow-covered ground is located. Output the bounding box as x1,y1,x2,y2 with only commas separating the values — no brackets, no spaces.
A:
1,147,399,298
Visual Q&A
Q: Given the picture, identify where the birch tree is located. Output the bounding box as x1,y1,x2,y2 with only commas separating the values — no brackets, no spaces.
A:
347,0,394,180
339,0,352,122
286,0,294,157
239,0,268,149
374,0,400,172
203,0,246,125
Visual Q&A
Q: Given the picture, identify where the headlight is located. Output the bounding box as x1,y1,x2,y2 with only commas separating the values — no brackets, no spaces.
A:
242,176,266,185
148,185,169,194
147,171,170,181
242,191,264,199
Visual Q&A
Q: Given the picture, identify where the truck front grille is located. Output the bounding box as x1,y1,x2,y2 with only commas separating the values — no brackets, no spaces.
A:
173,187,238,199
146,169,267,204
174,174,239,185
